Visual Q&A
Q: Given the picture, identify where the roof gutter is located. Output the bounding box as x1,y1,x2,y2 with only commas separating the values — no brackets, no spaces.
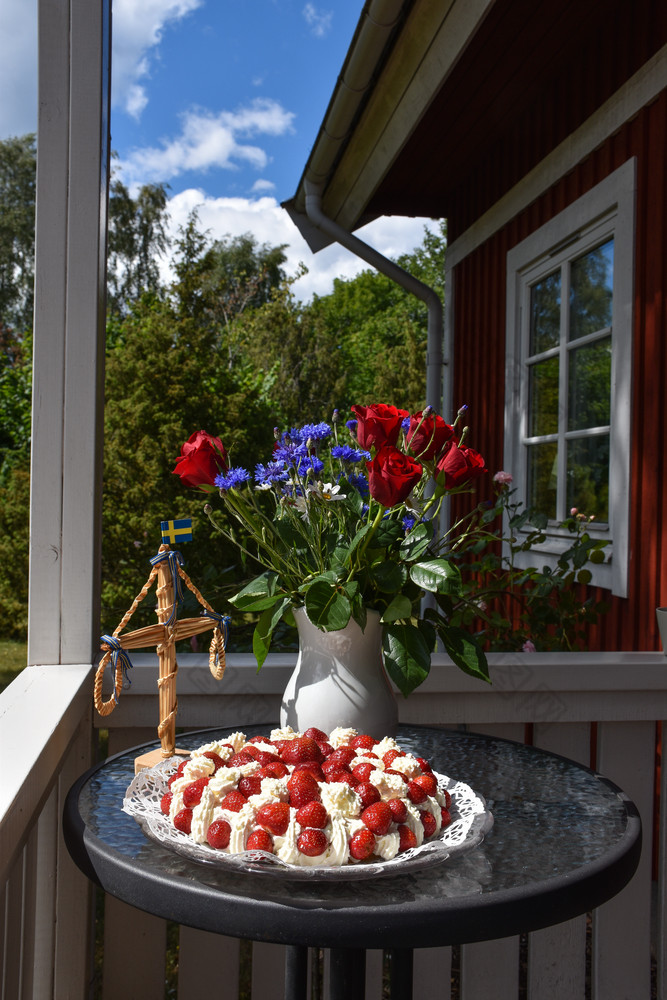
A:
303,180,447,416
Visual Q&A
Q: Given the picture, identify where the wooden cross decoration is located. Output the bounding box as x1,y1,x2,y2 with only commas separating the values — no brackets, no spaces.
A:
93,543,229,772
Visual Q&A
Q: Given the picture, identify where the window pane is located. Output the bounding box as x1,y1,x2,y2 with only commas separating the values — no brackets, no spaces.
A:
567,436,609,522
568,336,611,430
530,270,561,354
529,355,559,436
527,441,558,519
570,239,613,341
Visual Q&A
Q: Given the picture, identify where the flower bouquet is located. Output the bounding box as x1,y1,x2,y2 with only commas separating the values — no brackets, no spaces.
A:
173,404,490,697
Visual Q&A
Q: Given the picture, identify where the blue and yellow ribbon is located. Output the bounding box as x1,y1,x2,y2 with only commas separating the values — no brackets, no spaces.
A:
100,634,134,702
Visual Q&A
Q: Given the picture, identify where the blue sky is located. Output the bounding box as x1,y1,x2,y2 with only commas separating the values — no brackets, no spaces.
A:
2,0,435,299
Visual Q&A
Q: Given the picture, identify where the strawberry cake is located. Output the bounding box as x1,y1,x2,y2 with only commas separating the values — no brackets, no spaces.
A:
159,726,453,867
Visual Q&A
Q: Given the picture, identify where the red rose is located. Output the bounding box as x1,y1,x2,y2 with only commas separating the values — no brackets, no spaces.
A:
367,445,423,508
406,411,455,460
173,430,228,487
436,444,486,490
350,404,410,451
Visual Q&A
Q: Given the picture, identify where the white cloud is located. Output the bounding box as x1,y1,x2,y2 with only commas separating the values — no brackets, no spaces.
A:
112,0,203,120
161,188,437,302
119,100,296,186
0,0,37,138
302,4,333,39
251,179,276,193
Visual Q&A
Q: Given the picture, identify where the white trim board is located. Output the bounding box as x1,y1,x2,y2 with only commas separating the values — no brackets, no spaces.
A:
445,43,667,270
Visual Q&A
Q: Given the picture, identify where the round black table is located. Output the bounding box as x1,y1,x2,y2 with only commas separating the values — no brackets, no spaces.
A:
63,724,641,999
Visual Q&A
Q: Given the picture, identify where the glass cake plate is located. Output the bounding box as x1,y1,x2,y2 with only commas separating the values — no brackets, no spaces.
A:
123,757,493,881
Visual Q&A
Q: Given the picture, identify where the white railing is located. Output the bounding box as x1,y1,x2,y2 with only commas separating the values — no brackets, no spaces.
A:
2,651,666,999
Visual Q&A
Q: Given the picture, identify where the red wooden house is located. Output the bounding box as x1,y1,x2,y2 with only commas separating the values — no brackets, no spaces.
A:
285,0,667,653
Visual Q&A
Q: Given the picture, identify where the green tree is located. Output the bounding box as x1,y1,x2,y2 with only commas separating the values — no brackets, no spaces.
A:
101,292,275,628
0,134,36,336
107,179,170,315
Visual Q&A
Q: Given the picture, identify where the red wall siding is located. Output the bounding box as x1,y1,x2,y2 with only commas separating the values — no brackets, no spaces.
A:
452,90,667,651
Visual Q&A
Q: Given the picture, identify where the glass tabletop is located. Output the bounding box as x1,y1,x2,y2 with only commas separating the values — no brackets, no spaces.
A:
64,724,641,949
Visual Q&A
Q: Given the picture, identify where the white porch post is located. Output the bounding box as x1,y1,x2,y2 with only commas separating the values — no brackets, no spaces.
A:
28,0,111,666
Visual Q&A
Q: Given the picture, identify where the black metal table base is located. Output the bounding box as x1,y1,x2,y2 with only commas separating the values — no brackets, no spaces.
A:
284,946,414,1000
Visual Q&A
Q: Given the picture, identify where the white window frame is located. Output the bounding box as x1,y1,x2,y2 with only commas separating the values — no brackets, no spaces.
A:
504,159,636,597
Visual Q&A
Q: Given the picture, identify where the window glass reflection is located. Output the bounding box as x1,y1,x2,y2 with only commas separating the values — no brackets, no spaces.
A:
530,270,561,355
527,441,558,520
570,239,613,341
568,336,611,431
566,436,610,523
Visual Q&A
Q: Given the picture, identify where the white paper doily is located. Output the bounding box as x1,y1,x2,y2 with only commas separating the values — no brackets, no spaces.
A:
123,758,493,881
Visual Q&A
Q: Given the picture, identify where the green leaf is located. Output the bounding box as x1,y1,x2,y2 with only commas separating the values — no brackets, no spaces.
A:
441,626,490,683
304,580,351,632
370,560,408,593
382,622,431,697
410,558,462,595
375,519,404,548
229,571,280,610
253,597,292,670
381,594,413,623
399,522,432,561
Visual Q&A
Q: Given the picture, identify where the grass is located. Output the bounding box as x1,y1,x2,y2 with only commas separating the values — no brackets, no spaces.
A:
0,639,28,692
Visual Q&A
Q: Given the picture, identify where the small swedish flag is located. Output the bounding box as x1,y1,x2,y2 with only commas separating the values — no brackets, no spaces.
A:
161,518,193,545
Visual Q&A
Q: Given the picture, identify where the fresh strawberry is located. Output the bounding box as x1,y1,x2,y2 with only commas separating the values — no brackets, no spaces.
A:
206,818,231,848
407,779,428,805
382,749,403,768
416,756,432,773
360,801,393,836
258,761,289,779
280,736,325,765
412,773,438,797
419,810,437,837
295,801,329,829
256,801,290,836
297,828,328,857
326,746,356,768
202,751,225,772
316,740,335,758
183,777,209,808
352,762,374,782
246,828,274,852
387,798,408,824
350,734,379,751
363,751,379,760
228,751,255,766
173,808,193,834
443,789,452,808
321,756,345,776
398,825,417,852
220,790,247,812
160,791,173,815
242,744,262,760
356,781,381,809
175,759,189,778
303,727,328,741
441,807,452,828
255,750,282,766
287,770,320,808
326,769,357,787
349,827,376,860
238,774,263,798
292,761,325,781
219,743,235,753
247,735,275,745
168,773,179,787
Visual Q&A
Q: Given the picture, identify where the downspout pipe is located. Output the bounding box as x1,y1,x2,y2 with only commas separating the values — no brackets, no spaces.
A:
304,181,447,417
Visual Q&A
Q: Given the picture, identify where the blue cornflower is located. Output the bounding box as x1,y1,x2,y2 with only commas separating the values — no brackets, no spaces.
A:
254,460,289,488
273,439,309,467
402,516,417,532
401,416,411,433
331,445,370,463
215,467,251,491
348,472,369,498
346,419,358,432
295,454,324,476
299,421,332,442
